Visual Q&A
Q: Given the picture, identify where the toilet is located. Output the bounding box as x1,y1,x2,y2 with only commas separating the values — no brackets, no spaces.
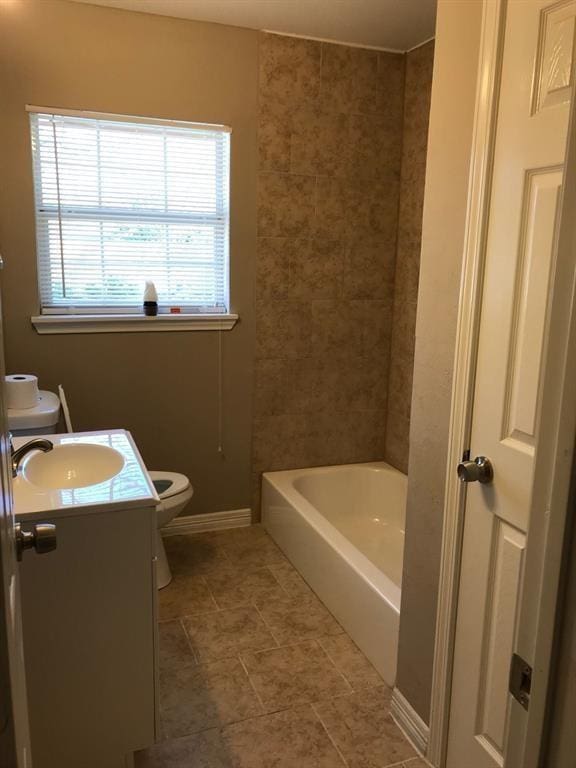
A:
149,471,194,589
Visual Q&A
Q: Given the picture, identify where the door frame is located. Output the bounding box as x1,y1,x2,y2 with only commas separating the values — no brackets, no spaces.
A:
427,0,576,765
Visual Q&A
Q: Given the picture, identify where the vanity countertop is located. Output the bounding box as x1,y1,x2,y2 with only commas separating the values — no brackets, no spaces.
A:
13,429,158,520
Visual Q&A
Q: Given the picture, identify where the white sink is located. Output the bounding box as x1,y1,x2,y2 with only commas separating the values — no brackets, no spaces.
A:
22,443,125,490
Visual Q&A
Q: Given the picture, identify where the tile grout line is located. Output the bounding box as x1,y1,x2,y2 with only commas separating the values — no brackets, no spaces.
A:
177,617,199,665
314,639,354,695
310,701,350,768
237,652,268,716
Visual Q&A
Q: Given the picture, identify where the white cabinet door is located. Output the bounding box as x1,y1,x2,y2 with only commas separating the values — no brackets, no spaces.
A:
20,506,156,768
0,260,32,768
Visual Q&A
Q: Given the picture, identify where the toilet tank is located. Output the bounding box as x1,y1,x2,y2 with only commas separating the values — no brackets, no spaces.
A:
7,390,61,437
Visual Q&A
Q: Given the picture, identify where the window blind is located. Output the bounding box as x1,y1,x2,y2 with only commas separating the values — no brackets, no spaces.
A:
29,109,231,314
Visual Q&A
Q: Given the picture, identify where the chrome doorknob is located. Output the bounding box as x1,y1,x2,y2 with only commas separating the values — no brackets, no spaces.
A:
15,522,57,561
457,456,494,484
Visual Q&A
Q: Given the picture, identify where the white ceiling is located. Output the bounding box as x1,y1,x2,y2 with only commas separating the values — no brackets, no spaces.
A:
69,0,437,52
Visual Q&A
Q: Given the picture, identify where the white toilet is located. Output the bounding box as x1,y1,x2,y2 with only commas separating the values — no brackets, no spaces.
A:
149,471,193,589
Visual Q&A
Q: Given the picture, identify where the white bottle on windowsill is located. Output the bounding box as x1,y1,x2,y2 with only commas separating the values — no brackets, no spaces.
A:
143,280,158,317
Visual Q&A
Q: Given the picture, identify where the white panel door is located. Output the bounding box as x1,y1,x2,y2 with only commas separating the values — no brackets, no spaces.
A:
446,1,574,766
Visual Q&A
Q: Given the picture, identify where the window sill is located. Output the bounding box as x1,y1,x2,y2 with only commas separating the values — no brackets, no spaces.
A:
31,313,239,335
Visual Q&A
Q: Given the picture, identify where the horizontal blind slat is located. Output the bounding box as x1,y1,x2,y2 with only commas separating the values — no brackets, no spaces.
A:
31,110,230,312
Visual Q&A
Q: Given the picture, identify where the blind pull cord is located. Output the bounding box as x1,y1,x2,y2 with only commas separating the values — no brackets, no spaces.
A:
217,327,224,458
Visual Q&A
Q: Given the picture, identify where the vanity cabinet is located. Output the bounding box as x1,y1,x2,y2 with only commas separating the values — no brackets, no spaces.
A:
18,502,158,768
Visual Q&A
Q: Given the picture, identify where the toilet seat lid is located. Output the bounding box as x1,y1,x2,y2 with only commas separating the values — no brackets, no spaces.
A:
149,470,191,499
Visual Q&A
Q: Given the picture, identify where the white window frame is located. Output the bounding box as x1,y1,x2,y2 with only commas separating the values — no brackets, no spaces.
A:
27,106,238,334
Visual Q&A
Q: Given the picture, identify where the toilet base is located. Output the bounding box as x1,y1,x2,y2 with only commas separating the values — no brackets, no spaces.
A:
156,532,172,589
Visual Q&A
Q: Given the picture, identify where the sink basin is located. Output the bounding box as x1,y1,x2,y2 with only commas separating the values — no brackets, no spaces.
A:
21,443,125,489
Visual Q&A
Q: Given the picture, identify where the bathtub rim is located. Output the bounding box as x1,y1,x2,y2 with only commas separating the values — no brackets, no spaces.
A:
262,461,404,612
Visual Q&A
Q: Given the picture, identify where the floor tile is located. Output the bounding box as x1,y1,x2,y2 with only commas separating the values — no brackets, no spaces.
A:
241,639,351,712
135,728,232,768
318,635,383,690
182,607,277,662
222,704,347,767
156,527,417,768
164,534,231,577
254,590,344,644
208,525,270,548
268,562,314,599
314,686,416,767
222,533,288,568
159,620,196,671
159,574,218,621
160,658,263,740
204,566,281,610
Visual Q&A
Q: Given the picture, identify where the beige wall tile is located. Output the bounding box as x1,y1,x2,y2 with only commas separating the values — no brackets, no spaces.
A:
385,41,435,473
347,178,401,241
253,32,409,513
350,409,388,462
259,33,321,107
290,358,349,415
252,413,312,472
349,113,403,181
342,238,396,300
288,240,344,300
314,176,353,240
256,237,291,300
258,173,316,238
320,44,405,117
253,358,293,417
290,108,350,177
255,301,312,360
320,43,355,113
259,101,292,172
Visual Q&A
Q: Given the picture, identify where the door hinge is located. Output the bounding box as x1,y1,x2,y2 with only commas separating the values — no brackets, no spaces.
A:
509,652,532,710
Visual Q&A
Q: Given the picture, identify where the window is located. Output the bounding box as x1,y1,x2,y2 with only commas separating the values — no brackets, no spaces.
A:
29,108,231,320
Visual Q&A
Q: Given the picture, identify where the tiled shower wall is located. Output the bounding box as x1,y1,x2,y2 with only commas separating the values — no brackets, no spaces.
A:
385,42,435,472
252,33,433,507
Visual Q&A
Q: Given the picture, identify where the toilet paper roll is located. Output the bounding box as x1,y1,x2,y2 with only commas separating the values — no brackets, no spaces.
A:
5,374,39,410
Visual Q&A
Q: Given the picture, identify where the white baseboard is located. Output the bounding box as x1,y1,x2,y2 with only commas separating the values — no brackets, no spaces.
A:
161,508,252,536
391,688,430,759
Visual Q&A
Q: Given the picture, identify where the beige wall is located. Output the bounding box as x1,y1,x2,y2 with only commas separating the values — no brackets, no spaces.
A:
396,0,483,724
0,0,258,515
386,41,435,473
252,33,406,508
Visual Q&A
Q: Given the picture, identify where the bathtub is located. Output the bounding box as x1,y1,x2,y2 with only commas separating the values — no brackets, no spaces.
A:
262,462,406,686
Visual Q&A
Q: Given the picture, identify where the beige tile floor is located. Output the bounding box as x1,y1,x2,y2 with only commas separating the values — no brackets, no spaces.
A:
136,525,428,768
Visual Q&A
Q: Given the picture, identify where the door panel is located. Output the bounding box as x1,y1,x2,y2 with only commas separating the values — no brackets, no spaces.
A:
477,521,525,756
533,0,575,113
446,1,574,765
503,167,562,448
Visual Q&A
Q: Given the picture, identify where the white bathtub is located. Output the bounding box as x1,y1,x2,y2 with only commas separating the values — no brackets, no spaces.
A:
262,461,406,686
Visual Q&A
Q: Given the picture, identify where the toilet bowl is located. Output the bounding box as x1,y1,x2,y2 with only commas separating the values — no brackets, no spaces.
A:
149,470,193,589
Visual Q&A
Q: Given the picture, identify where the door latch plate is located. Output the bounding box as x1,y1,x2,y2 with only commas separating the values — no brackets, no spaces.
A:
509,652,532,710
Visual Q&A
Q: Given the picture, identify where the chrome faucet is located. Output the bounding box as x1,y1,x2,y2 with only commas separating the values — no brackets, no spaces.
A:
11,438,54,478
